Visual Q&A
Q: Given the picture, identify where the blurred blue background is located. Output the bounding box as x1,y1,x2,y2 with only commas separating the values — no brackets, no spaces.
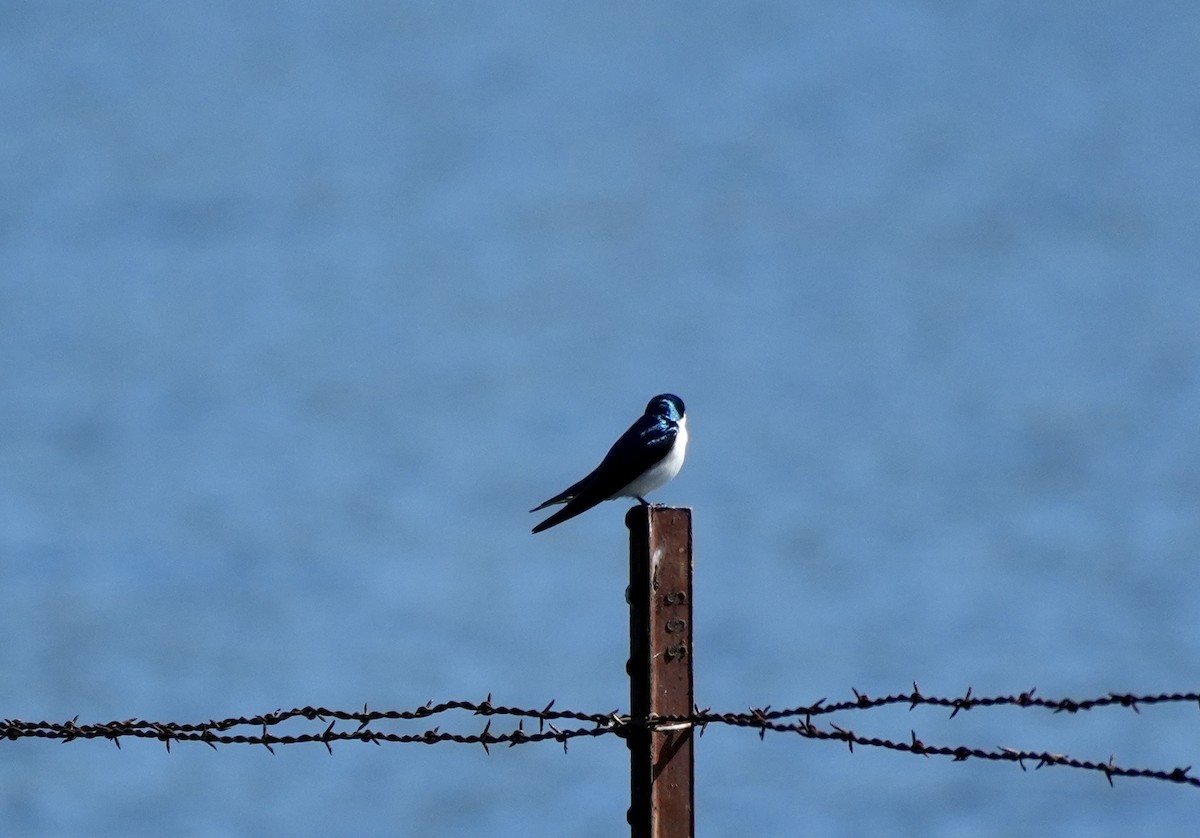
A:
2,2,1199,835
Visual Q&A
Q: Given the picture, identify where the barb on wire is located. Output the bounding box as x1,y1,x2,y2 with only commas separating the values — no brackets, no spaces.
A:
3,688,1197,789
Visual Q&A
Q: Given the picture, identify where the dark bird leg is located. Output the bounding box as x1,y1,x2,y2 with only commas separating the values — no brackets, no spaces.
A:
636,496,649,505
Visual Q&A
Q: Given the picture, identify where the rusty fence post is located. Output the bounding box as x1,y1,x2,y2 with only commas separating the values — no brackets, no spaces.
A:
626,505,694,838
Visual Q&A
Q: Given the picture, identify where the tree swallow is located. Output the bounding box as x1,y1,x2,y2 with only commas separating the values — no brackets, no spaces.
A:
531,393,688,533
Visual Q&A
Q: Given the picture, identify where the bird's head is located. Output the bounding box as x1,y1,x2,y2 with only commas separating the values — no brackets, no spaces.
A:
645,393,685,421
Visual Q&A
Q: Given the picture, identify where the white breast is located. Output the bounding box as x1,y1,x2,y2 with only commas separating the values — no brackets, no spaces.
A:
617,414,688,499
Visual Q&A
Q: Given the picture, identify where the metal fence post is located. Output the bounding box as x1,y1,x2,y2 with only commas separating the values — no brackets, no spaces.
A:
626,505,694,838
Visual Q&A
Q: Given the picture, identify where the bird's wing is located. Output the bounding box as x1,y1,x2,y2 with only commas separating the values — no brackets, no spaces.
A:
531,414,676,533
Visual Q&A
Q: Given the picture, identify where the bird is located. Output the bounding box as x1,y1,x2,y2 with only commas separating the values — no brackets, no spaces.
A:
531,393,688,533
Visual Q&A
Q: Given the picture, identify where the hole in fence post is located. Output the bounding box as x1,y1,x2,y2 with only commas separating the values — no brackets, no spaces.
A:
627,505,694,838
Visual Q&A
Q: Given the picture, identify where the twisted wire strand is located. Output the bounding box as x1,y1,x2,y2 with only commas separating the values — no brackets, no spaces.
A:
4,688,1196,787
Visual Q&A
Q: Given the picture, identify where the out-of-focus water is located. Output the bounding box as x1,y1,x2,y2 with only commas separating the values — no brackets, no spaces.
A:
2,3,1198,835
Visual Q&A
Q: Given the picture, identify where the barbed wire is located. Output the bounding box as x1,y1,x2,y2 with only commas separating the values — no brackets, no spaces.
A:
698,683,1200,720
3,688,1197,788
